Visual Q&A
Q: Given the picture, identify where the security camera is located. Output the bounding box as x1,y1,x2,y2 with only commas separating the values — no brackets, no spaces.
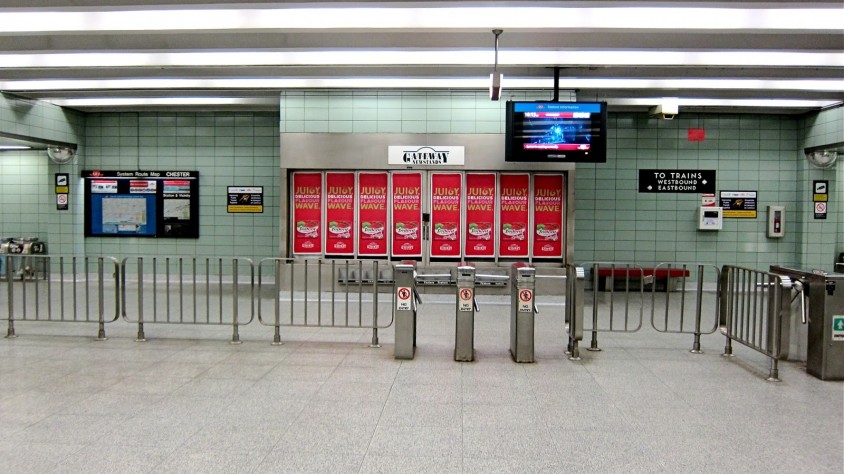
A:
649,104,678,120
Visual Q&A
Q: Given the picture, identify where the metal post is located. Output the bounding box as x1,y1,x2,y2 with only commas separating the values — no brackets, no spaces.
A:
96,257,107,341
588,263,601,351
272,259,283,345
5,255,15,338
370,261,380,348
690,264,705,353
136,257,146,342
231,259,241,344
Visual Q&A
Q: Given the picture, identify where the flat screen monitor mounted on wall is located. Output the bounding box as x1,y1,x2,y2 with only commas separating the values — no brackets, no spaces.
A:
505,101,607,163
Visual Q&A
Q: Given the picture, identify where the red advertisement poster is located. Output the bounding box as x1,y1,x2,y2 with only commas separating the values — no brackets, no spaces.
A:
533,174,565,258
430,173,462,258
391,172,422,257
498,173,529,258
358,172,389,256
325,172,355,256
292,172,323,255
464,173,496,258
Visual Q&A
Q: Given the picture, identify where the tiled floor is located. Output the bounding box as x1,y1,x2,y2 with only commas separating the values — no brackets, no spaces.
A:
0,295,841,473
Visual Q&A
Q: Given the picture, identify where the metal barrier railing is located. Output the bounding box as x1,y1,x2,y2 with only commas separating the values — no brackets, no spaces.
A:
120,256,255,343
650,262,721,352
583,262,646,351
256,258,394,346
1,255,121,339
720,265,793,381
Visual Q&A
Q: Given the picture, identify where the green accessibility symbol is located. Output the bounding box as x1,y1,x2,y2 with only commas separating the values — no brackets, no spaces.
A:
836,318,844,331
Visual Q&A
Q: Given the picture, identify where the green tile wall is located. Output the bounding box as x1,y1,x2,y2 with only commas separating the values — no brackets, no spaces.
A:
1,93,840,274
797,106,843,271
0,94,85,256
575,113,802,270
82,112,280,263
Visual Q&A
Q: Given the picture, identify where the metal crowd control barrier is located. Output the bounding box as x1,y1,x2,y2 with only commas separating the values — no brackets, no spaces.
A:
393,261,421,359
565,264,585,360
1,255,121,339
650,263,721,353
120,256,255,343
720,265,793,381
581,261,720,353
257,258,394,346
584,262,646,351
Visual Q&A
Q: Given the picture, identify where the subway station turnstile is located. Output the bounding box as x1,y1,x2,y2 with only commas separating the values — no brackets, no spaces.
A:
393,261,421,360
510,263,536,363
771,265,844,381
454,263,478,362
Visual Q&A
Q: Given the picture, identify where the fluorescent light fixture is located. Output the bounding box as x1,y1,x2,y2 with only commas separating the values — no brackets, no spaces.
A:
4,77,841,92
48,97,841,110
0,50,840,68
49,97,279,107
1,7,841,32
609,98,842,108
0,145,32,150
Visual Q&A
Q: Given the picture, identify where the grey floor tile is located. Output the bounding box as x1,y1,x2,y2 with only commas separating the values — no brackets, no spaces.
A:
368,424,463,458
378,400,462,428
154,448,269,473
360,454,462,474
253,449,364,474
50,445,176,474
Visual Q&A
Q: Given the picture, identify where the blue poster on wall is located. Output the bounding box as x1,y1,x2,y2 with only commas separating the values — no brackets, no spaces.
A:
90,194,157,236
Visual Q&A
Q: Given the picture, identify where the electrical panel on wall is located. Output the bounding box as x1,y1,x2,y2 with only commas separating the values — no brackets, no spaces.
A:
698,207,722,231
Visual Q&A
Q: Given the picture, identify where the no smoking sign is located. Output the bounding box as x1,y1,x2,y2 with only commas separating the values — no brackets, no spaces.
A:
815,201,827,220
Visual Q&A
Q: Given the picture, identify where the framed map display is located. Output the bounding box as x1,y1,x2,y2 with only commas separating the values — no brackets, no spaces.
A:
83,170,200,238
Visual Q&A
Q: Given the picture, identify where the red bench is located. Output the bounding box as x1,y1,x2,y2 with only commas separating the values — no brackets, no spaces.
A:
595,266,690,291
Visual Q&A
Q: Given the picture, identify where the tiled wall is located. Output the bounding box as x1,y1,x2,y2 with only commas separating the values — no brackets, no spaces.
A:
575,113,802,270
1,92,840,273
0,94,84,256
798,106,844,271
82,112,280,262
280,90,572,134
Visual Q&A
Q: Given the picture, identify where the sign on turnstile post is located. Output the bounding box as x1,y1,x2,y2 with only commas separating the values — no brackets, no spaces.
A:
455,263,477,362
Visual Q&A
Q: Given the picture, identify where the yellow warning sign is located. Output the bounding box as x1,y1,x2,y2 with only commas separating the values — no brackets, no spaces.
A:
722,210,757,218
227,205,263,213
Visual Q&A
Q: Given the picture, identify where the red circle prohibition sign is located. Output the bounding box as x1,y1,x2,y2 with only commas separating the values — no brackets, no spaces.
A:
460,288,473,300
519,289,532,302
398,288,411,300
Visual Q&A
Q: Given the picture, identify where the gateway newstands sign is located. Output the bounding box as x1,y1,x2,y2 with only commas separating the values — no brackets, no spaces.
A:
388,146,465,166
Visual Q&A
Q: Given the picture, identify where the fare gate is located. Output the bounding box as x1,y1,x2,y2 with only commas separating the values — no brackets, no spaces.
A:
393,261,421,360
510,263,536,363
770,265,844,381
454,263,478,362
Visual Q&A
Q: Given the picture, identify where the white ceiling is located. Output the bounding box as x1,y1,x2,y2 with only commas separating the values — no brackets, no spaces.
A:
0,1,841,114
